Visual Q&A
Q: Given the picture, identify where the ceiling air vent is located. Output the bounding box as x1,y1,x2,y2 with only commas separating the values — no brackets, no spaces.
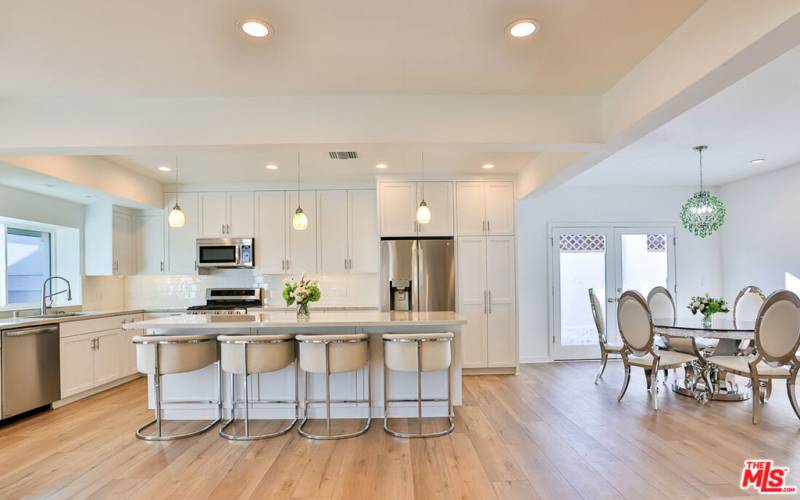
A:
328,151,359,160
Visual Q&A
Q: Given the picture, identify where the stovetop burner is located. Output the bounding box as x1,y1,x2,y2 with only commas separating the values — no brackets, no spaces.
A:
187,287,264,314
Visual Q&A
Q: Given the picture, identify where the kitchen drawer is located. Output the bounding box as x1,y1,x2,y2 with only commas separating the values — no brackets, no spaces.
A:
59,313,142,338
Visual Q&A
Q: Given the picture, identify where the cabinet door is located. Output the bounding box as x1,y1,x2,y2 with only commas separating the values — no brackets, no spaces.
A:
60,334,95,397
456,182,486,236
112,211,134,276
255,191,287,274
379,182,417,237
198,192,228,237
94,329,122,386
137,213,165,275
285,190,317,274
348,190,378,273
317,190,349,273
165,192,199,274
456,237,488,369
485,182,515,235
486,236,517,367
227,192,254,237
417,182,453,237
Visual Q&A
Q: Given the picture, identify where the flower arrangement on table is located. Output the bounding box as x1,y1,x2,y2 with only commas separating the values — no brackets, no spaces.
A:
687,294,729,327
283,274,321,320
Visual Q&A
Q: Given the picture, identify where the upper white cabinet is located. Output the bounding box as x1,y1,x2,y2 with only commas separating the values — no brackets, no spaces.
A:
84,205,136,276
285,190,317,274
456,181,515,236
199,192,254,237
379,181,453,237
165,192,198,274
316,190,378,273
136,212,165,275
255,191,287,274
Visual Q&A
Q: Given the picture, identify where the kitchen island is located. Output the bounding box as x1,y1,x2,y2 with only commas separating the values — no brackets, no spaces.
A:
124,311,466,420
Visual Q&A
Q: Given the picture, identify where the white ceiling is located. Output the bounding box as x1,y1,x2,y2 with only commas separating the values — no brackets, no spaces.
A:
569,43,800,188
0,0,702,97
110,146,535,183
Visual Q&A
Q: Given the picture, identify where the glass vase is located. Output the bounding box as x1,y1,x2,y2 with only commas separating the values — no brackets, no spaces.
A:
296,302,310,320
702,314,712,328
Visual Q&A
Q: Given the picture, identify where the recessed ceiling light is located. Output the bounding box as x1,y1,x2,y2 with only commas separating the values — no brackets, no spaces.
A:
265,164,279,170
157,165,172,172
482,163,495,169
375,163,388,169
508,19,539,38
240,19,271,38
750,158,766,165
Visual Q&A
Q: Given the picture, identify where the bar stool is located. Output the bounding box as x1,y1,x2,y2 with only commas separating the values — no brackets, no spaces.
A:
217,334,298,440
132,335,221,441
383,332,454,438
295,333,371,440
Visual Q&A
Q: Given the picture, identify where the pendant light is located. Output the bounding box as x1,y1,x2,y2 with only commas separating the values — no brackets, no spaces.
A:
292,152,308,231
168,156,186,228
416,152,431,224
680,145,726,238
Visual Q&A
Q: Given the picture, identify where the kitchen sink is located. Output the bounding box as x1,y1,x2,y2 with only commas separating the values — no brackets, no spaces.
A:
30,312,94,319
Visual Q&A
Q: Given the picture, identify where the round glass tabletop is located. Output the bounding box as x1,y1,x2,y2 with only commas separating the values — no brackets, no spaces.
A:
652,316,754,339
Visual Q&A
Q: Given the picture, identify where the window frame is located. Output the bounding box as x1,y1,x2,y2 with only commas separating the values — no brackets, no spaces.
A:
0,221,58,311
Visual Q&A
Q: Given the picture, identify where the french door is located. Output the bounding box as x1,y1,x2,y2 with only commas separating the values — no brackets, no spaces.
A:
550,225,676,360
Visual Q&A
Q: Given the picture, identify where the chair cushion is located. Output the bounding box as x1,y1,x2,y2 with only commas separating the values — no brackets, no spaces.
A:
220,335,296,375
296,334,369,374
604,344,624,353
708,356,791,377
628,350,697,369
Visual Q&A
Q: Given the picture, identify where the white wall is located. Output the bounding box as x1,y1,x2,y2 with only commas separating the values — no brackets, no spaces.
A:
0,184,84,229
719,162,800,300
516,185,723,362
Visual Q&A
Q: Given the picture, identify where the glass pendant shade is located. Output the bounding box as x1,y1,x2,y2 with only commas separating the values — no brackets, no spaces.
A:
416,200,432,224
168,203,185,228
292,207,308,231
680,191,725,238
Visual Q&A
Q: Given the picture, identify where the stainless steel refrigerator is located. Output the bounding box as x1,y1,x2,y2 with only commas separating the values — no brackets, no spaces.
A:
380,238,455,312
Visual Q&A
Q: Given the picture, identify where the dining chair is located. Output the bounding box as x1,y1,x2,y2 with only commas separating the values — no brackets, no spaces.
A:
617,290,700,411
708,290,800,424
588,288,624,384
733,285,766,353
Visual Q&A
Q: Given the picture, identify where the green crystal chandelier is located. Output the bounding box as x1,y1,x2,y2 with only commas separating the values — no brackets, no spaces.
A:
680,145,726,238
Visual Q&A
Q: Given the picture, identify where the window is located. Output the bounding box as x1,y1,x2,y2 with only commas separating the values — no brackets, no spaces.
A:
6,228,52,305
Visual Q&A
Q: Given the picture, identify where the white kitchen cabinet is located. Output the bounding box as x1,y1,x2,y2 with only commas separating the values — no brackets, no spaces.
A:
317,190,349,273
137,212,165,274
285,190,317,274
348,190,378,272
165,192,198,274
455,181,515,236
417,182,453,237
60,333,96,397
379,182,418,237
94,329,123,386
84,205,136,276
255,191,287,274
457,237,488,368
456,235,517,370
199,192,254,237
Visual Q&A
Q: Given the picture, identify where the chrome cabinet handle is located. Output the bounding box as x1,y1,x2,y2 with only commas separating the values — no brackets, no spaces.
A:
488,290,492,313
487,220,491,233
160,261,164,272
483,291,488,314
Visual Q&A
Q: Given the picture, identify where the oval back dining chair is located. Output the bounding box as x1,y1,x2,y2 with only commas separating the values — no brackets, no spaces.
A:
734,285,766,354
708,290,800,424
589,288,624,384
617,290,699,411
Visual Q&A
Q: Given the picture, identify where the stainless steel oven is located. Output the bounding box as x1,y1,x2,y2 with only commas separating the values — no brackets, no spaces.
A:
196,238,254,269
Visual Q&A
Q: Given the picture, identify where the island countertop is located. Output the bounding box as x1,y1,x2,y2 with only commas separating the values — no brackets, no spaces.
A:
123,310,466,331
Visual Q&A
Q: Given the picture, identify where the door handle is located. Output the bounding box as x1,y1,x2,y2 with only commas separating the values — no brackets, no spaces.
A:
483,291,488,314
3,325,59,337
487,220,491,233
607,298,617,303
160,261,164,273
488,290,492,313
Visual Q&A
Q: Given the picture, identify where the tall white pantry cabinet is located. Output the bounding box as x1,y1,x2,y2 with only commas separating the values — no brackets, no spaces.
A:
377,179,518,373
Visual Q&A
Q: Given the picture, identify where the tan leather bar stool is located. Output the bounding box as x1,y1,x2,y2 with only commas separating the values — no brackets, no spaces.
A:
218,334,298,440
383,332,454,438
132,335,221,441
296,333,371,440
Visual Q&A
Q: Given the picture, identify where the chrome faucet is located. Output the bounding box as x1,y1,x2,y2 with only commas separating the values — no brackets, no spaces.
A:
41,276,72,315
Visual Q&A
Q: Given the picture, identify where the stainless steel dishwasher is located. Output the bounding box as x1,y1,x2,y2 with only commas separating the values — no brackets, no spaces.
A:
1,324,60,419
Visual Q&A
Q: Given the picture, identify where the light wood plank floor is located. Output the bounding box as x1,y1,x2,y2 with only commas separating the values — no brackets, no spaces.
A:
1,361,799,499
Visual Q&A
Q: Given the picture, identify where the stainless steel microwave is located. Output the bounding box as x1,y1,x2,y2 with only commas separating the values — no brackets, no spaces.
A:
196,238,254,269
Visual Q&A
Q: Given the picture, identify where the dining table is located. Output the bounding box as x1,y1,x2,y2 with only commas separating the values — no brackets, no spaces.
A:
653,316,755,402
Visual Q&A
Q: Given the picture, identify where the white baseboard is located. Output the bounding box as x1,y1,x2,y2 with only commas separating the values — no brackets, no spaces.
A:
54,374,143,408
519,356,551,364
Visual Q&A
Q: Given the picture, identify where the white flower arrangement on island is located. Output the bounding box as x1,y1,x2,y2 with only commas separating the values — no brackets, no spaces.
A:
283,274,321,320
687,294,729,327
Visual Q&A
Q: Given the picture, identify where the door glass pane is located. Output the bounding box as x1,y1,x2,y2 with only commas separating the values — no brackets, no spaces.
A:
6,228,52,305
619,233,668,295
558,234,606,346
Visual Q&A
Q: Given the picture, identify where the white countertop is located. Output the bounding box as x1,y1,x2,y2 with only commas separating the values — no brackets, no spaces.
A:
124,310,466,330
0,308,146,331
